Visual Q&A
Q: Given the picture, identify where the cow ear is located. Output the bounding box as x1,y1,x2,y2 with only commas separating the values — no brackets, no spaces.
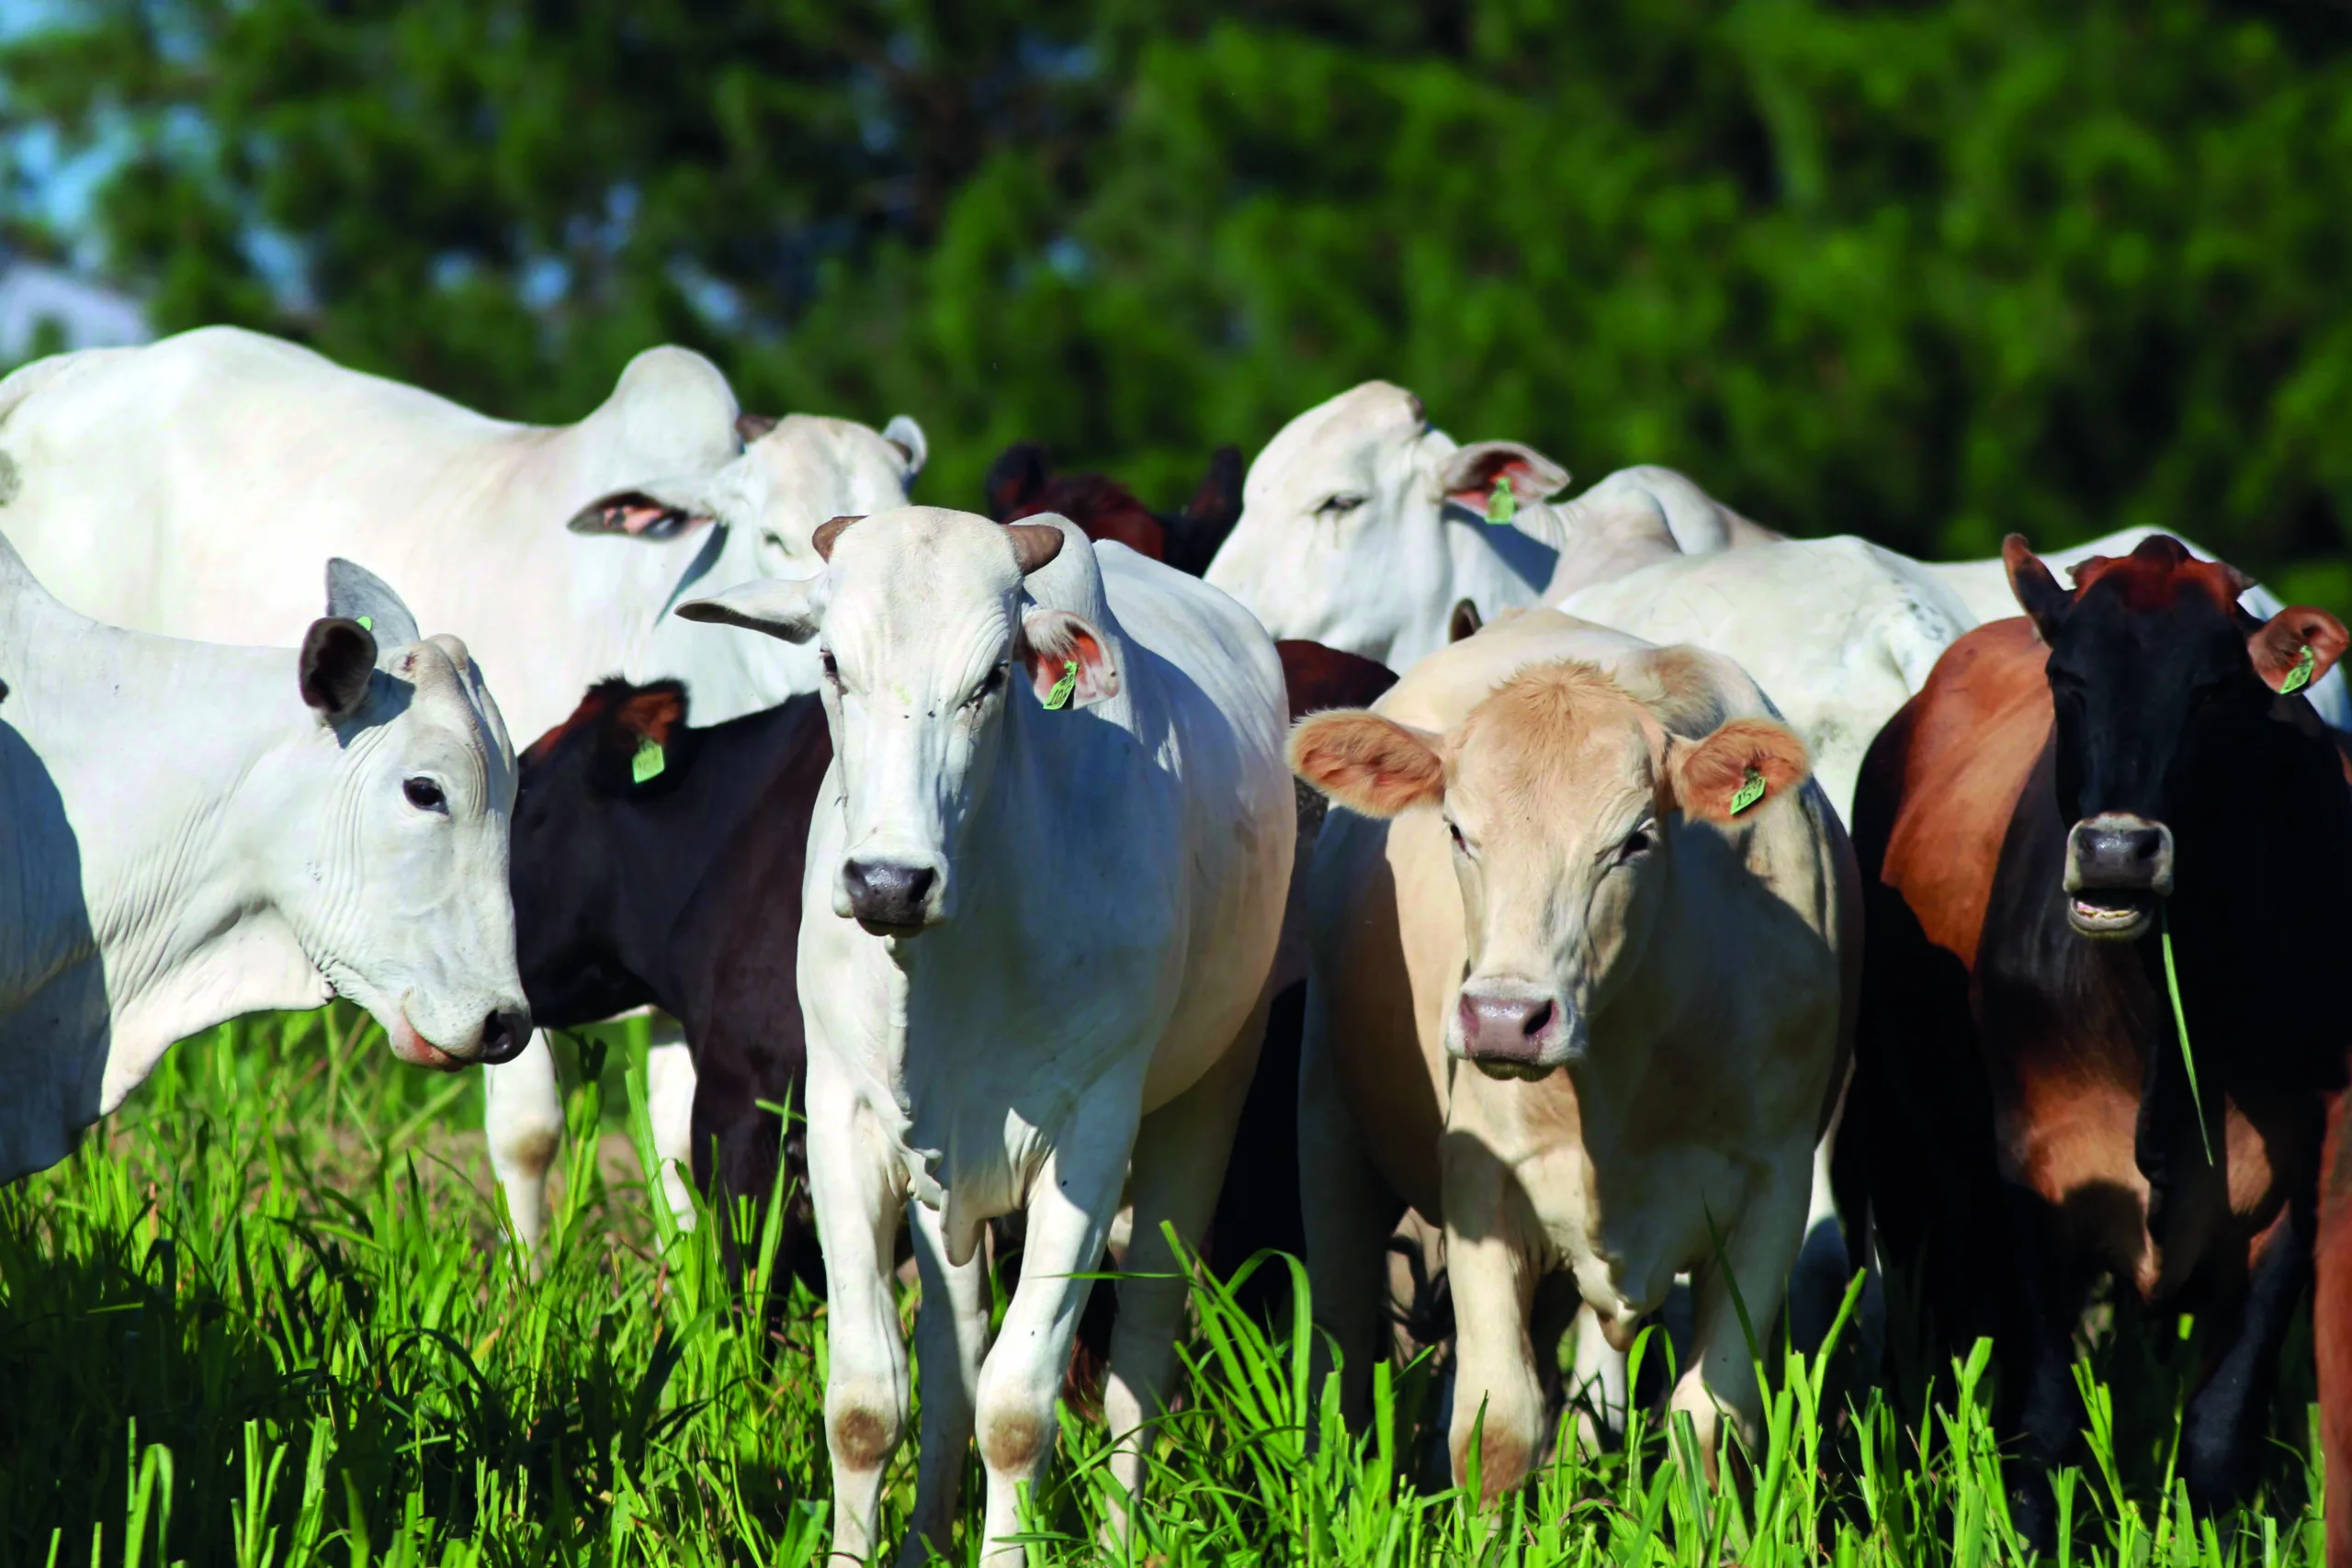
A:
675,577,827,644
1185,445,1244,532
882,414,928,480
1668,716,1811,823
599,682,690,789
299,617,379,720
1020,609,1119,708
1448,598,1484,643
735,412,779,445
323,558,421,647
2249,605,2351,694
568,479,719,539
2003,535,2072,640
1439,441,1571,513
1289,711,1445,818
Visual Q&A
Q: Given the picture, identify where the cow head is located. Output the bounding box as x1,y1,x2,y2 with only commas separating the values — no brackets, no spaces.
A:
2006,532,2348,941
1204,382,1569,669
1290,658,1810,1078
272,560,531,1069
676,506,1112,936
509,678,693,1023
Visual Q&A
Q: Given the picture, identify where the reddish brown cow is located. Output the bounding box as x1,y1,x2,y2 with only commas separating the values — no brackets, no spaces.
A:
983,441,1243,577
1838,535,2352,1543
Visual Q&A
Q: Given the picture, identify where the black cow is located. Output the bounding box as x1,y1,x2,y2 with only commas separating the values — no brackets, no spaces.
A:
1838,534,2352,1542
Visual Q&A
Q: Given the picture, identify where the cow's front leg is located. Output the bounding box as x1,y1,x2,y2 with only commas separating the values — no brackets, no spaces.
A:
809,1066,914,1564
974,1108,1136,1565
1103,1001,1266,1540
902,1196,989,1564
643,1029,699,1229
1441,1134,1548,1501
1674,1156,1808,1483
2184,1178,2314,1517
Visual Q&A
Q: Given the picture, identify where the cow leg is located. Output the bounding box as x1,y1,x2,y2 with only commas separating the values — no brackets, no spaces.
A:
1995,1181,2086,1551
1675,1157,1811,1482
808,1065,914,1565
973,1106,1134,1566
1298,987,1407,1426
644,1032,698,1231
1102,1005,1266,1540
1566,1303,1629,1448
2183,1185,2315,1517
903,1196,989,1564
483,1036,564,1253
1442,1134,1547,1502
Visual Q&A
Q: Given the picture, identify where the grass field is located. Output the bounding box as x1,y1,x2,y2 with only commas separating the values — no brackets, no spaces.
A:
0,1005,2327,1567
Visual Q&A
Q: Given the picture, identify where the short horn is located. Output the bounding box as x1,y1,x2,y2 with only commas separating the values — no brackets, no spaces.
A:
1007,522,1065,576
813,515,864,561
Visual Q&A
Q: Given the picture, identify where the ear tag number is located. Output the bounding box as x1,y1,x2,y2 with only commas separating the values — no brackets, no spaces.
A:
1043,660,1080,711
356,615,373,631
632,738,666,784
1485,473,1516,525
2281,644,2316,695
1729,765,1767,816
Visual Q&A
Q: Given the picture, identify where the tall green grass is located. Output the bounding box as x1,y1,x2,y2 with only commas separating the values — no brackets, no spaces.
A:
0,1008,2326,1565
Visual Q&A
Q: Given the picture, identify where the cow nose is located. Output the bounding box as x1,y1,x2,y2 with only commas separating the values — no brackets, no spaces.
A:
479,1009,532,1066
843,858,939,931
2065,813,2176,896
1455,987,1561,1063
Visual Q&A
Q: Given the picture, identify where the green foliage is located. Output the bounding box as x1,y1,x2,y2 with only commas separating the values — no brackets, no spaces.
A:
6,2,2349,599
0,1007,2328,1564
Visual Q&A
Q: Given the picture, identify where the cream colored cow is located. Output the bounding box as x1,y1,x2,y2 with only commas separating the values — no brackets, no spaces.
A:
1290,608,1858,1492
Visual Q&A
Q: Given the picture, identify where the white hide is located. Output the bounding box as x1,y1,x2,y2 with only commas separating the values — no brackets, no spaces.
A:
0,324,925,1245
1552,536,1977,823
1928,525,2352,729
0,539,526,1183
678,509,1294,1567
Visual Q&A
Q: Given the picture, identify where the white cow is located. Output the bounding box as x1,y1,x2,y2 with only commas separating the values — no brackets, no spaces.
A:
0,325,925,1245
1203,380,1774,669
676,507,1294,1566
0,542,528,1183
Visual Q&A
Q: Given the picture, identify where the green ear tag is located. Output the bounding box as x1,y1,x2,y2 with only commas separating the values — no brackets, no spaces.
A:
356,615,373,631
2281,644,2316,695
1485,472,1516,525
1043,660,1080,711
1729,765,1767,816
632,737,665,784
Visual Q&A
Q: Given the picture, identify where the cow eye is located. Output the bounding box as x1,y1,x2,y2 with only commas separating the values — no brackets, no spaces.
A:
403,777,447,813
820,649,841,683
1446,819,1469,853
1316,492,1367,517
1617,824,1654,863
970,665,1008,705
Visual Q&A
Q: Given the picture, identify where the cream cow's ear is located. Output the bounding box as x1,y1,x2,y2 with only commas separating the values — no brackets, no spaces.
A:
1667,717,1811,823
1288,710,1446,818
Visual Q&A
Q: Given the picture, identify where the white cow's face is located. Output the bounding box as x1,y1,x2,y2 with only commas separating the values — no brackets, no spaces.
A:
264,570,530,1070
674,507,1110,936
1289,659,1810,1079
1204,381,1569,668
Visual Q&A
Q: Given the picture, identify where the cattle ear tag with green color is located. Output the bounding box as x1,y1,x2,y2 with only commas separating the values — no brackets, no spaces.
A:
2281,644,2316,695
632,737,666,784
1729,765,1767,816
356,615,372,631
1485,473,1516,525
1043,660,1080,711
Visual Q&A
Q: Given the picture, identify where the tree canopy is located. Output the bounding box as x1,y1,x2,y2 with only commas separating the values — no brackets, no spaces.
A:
5,0,2349,604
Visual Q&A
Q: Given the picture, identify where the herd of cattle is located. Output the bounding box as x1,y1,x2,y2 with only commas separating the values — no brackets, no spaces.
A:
0,325,2348,1562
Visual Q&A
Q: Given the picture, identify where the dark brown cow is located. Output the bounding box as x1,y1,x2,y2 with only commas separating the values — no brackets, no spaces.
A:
983,441,1243,577
1838,534,2352,1542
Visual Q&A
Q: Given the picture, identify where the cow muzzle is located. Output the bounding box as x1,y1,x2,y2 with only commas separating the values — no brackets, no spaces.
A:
390,1005,533,1069
1450,980,1573,1080
2062,812,2174,940
841,855,946,935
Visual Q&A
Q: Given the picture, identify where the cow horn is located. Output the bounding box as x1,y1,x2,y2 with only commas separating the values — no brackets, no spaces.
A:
813,515,864,561
1007,522,1065,577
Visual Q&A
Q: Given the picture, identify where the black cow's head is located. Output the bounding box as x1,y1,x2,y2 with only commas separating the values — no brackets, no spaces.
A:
510,678,694,1022
2005,533,2347,941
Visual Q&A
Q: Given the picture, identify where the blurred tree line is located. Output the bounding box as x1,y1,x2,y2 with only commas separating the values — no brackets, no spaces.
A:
3,0,2349,601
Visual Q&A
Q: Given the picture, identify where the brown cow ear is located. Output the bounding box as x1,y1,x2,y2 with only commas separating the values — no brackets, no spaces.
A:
2003,535,2071,640
1288,712,1446,818
1668,717,1811,823
2249,605,2351,694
